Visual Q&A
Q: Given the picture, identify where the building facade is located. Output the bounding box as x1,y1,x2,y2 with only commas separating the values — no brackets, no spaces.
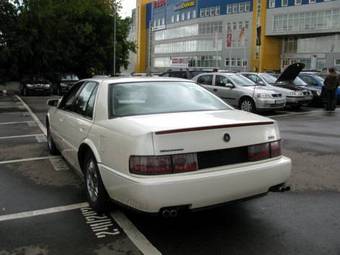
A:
136,0,340,73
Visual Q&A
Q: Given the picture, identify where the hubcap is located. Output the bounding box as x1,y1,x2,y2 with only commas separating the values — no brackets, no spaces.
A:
241,100,253,112
86,160,99,202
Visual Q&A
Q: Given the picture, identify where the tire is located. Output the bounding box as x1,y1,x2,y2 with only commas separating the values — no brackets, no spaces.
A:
239,97,256,113
84,152,110,213
47,125,60,155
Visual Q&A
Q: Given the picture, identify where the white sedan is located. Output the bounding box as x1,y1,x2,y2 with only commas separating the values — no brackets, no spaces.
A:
46,77,291,215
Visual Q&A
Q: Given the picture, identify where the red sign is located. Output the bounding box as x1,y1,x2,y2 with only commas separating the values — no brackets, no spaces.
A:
153,0,166,8
226,33,232,48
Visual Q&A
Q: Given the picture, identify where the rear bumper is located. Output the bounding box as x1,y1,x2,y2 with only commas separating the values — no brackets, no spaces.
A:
98,156,291,213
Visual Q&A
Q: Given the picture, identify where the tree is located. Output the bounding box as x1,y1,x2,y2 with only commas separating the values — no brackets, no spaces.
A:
0,0,135,81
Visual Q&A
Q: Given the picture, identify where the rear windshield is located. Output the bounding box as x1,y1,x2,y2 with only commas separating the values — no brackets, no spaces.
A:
260,73,277,84
228,74,256,86
109,81,229,117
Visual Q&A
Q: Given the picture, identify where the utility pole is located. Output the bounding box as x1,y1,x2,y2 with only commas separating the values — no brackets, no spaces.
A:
113,1,117,76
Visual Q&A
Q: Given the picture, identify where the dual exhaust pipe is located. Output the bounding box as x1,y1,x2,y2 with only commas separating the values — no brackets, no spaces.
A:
161,208,179,218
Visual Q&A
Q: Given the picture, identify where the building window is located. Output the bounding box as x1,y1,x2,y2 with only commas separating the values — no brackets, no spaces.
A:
243,60,248,67
225,58,230,67
205,8,210,17
176,14,180,22
187,12,191,20
216,6,220,16
245,2,251,12
162,18,165,25
295,0,302,5
210,7,215,16
237,58,242,66
154,20,157,27
239,3,245,12
192,10,196,18
269,0,275,8
227,4,233,14
231,58,236,66
245,21,249,29
181,12,185,21
171,16,174,23
281,0,288,6
233,3,238,13
239,22,243,29
227,22,231,31
200,9,204,17
335,59,340,66
233,22,237,30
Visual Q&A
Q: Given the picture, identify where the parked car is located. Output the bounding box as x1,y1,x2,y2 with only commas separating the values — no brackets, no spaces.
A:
240,72,310,109
192,72,286,113
20,78,52,96
55,74,79,95
268,63,313,108
46,77,291,214
300,71,340,104
159,69,212,79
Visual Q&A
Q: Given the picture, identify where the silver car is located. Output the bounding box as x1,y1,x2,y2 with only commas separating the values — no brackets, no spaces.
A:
241,72,312,108
193,72,286,112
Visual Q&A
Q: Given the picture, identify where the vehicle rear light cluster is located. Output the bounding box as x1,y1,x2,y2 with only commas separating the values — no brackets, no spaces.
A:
248,140,282,161
130,153,198,175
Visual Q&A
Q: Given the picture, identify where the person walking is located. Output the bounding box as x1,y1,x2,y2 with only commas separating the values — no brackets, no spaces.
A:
323,67,339,111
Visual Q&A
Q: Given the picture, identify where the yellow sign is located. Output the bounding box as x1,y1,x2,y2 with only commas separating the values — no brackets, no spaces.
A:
175,0,196,11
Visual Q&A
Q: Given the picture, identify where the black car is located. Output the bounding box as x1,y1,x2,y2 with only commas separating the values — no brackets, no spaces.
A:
159,70,212,79
20,78,52,96
56,74,79,95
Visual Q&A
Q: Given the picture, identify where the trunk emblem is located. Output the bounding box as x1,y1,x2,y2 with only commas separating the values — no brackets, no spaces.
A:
223,134,231,142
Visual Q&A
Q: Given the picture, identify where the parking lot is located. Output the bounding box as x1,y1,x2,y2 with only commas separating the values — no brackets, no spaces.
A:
0,94,339,255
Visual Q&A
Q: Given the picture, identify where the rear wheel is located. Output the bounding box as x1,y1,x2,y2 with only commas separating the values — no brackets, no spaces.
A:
240,98,256,113
84,153,110,213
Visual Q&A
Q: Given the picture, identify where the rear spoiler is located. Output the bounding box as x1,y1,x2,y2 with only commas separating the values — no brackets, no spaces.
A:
155,121,274,135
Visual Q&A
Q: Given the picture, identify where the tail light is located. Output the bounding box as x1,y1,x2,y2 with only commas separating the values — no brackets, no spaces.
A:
130,153,198,175
270,141,281,157
248,143,270,161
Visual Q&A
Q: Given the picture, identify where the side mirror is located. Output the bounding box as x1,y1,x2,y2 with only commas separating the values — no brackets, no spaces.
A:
225,83,235,88
47,99,59,107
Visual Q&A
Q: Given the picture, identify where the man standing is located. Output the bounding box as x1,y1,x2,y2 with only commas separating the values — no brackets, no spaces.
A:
324,68,339,111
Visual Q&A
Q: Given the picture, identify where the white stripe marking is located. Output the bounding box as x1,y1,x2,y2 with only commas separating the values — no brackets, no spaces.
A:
15,95,47,136
0,156,61,165
0,121,34,125
0,202,89,222
111,211,162,255
0,134,43,140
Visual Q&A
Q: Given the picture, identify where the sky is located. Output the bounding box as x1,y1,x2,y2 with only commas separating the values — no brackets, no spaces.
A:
120,0,136,18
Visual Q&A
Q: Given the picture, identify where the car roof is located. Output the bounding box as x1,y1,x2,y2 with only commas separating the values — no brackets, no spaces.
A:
82,76,193,84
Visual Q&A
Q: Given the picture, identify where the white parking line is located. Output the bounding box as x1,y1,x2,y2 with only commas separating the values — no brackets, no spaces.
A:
0,202,89,222
15,95,47,136
0,134,43,140
0,121,35,125
0,156,61,165
111,211,162,255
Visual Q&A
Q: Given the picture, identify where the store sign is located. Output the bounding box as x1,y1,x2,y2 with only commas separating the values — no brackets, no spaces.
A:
175,0,196,11
170,57,188,68
153,0,166,8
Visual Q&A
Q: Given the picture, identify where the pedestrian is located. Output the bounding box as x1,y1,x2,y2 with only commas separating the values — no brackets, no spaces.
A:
323,67,339,112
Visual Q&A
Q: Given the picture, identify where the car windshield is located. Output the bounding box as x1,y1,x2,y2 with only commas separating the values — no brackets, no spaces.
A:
312,75,324,84
294,77,307,86
260,73,278,84
109,81,229,117
228,74,255,86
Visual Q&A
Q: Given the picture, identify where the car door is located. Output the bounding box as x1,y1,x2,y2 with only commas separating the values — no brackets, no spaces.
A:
196,74,214,92
50,82,84,153
214,75,239,107
62,81,99,169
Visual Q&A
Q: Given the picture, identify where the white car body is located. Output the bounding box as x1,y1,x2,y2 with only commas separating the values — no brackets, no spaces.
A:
47,77,291,213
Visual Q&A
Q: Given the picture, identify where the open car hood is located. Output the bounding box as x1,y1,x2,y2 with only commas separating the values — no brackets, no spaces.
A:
276,63,305,82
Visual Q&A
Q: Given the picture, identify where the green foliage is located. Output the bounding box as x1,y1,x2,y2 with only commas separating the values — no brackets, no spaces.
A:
0,0,135,81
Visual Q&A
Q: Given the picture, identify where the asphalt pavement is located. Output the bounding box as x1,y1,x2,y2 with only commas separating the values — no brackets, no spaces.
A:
0,95,339,255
